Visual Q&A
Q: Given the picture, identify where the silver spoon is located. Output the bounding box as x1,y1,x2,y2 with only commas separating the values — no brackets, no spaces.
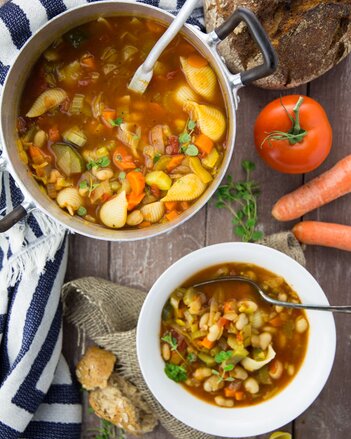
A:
192,276,351,314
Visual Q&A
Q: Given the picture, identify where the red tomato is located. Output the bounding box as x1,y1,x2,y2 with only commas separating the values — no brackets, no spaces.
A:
254,95,332,174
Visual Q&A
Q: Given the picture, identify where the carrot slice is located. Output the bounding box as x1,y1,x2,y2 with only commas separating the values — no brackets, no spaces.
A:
187,54,208,68
200,336,214,350
164,201,178,211
179,201,190,211
28,145,47,165
194,133,214,155
165,210,179,221
166,154,184,172
81,54,96,69
113,145,136,171
127,171,145,195
224,387,237,398
293,221,351,252
101,108,117,128
234,391,245,401
127,192,145,211
138,221,152,229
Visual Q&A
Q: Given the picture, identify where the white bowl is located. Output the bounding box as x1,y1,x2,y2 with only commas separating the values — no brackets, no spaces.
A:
136,243,336,437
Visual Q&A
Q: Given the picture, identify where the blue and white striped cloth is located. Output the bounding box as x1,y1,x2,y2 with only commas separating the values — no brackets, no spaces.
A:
0,1,204,438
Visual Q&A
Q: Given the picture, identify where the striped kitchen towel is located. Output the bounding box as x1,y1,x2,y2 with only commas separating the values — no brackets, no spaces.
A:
0,0,204,438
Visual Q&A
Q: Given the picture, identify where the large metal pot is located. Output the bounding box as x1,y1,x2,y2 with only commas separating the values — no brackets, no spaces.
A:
0,1,277,241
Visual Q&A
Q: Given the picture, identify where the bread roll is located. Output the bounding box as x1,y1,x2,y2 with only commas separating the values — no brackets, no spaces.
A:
76,346,116,390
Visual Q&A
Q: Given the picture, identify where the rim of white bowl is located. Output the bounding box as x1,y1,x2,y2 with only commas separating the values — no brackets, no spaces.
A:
136,242,336,437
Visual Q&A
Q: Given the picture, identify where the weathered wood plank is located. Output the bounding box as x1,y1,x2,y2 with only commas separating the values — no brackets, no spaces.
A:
294,54,351,439
205,84,307,439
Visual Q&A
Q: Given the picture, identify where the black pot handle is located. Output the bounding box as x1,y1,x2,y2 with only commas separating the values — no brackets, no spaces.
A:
0,204,28,233
214,7,277,85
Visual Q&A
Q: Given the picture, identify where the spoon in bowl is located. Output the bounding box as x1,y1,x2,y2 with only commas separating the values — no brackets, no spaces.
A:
128,0,199,94
192,276,351,313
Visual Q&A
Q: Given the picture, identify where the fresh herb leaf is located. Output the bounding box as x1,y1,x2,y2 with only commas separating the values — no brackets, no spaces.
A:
211,369,220,376
153,153,161,164
187,120,196,131
119,171,126,180
184,144,199,156
214,159,262,242
161,334,178,351
87,156,111,170
223,364,234,372
77,206,87,217
110,117,123,127
79,180,88,189
179,132,191,144
187,353,197,363
164,363,187,383
215,350,233,364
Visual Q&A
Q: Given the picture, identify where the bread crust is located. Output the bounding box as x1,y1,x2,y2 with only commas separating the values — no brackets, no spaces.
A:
76,346,116,391
204,0,351,89
89,373,157,435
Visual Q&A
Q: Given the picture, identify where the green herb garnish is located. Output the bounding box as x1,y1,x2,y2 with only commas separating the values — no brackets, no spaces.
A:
87,156,111,170
92,418,125,439
187,353,197,363
153,153,161,164
77,206,87,217
178,119,198,156
215,160,263,242
118,171,126,180
79,180,88,189
161,332,186,362
164,363,187,383
110,117,124,127
212,350,235,383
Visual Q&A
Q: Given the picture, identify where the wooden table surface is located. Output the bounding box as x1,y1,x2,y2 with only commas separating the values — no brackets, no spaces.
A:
63,54,351,438
1,0,349,436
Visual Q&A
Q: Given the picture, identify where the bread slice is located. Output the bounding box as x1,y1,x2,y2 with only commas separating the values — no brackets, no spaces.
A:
76,346,116,391
89,373,157,435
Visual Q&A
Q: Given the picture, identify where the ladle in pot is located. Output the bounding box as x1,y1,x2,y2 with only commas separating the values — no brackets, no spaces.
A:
192,276,351,313
128,0,199,94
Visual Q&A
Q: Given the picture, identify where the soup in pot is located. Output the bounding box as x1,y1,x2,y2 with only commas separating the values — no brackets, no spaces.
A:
16,16,227,230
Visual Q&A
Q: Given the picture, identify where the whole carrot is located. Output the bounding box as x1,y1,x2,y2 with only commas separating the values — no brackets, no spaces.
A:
293,221,351,251
272,154,351,221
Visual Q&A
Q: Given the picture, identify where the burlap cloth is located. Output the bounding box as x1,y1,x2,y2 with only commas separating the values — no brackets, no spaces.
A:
61,231,305,439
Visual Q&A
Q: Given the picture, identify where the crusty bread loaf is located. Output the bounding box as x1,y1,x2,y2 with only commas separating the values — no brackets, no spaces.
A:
204,0,351,89
89,372,157,435
76,346,116,390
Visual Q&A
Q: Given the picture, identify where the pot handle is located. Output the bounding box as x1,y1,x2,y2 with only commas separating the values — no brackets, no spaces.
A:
0,204,28,233
213,7,277,85
0,156,34,232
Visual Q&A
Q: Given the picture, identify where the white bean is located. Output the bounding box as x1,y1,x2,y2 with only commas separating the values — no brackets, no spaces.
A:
193,367,212,381
203,375,224,392
278,292,288,301
214,396,234,407
95,168,114,181
185,378,201,388
244,377,259,394
236,313,249,331
207,323,221,342
296,316,309,333
162,343,170,361
238,300,258,314
232,366,248,381
259,332,272,351
199,312,209,330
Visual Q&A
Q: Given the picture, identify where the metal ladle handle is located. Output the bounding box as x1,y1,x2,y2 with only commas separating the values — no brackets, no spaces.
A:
193,276,351,314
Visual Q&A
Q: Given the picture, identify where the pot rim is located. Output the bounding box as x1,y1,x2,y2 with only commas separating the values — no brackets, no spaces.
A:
0,0,237,241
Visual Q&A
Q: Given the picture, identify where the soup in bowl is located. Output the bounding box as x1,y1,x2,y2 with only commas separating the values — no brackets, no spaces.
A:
137,243,336,437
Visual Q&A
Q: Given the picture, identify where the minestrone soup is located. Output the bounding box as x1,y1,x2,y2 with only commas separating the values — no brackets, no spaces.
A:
160,263,309,408
17,16,227,229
